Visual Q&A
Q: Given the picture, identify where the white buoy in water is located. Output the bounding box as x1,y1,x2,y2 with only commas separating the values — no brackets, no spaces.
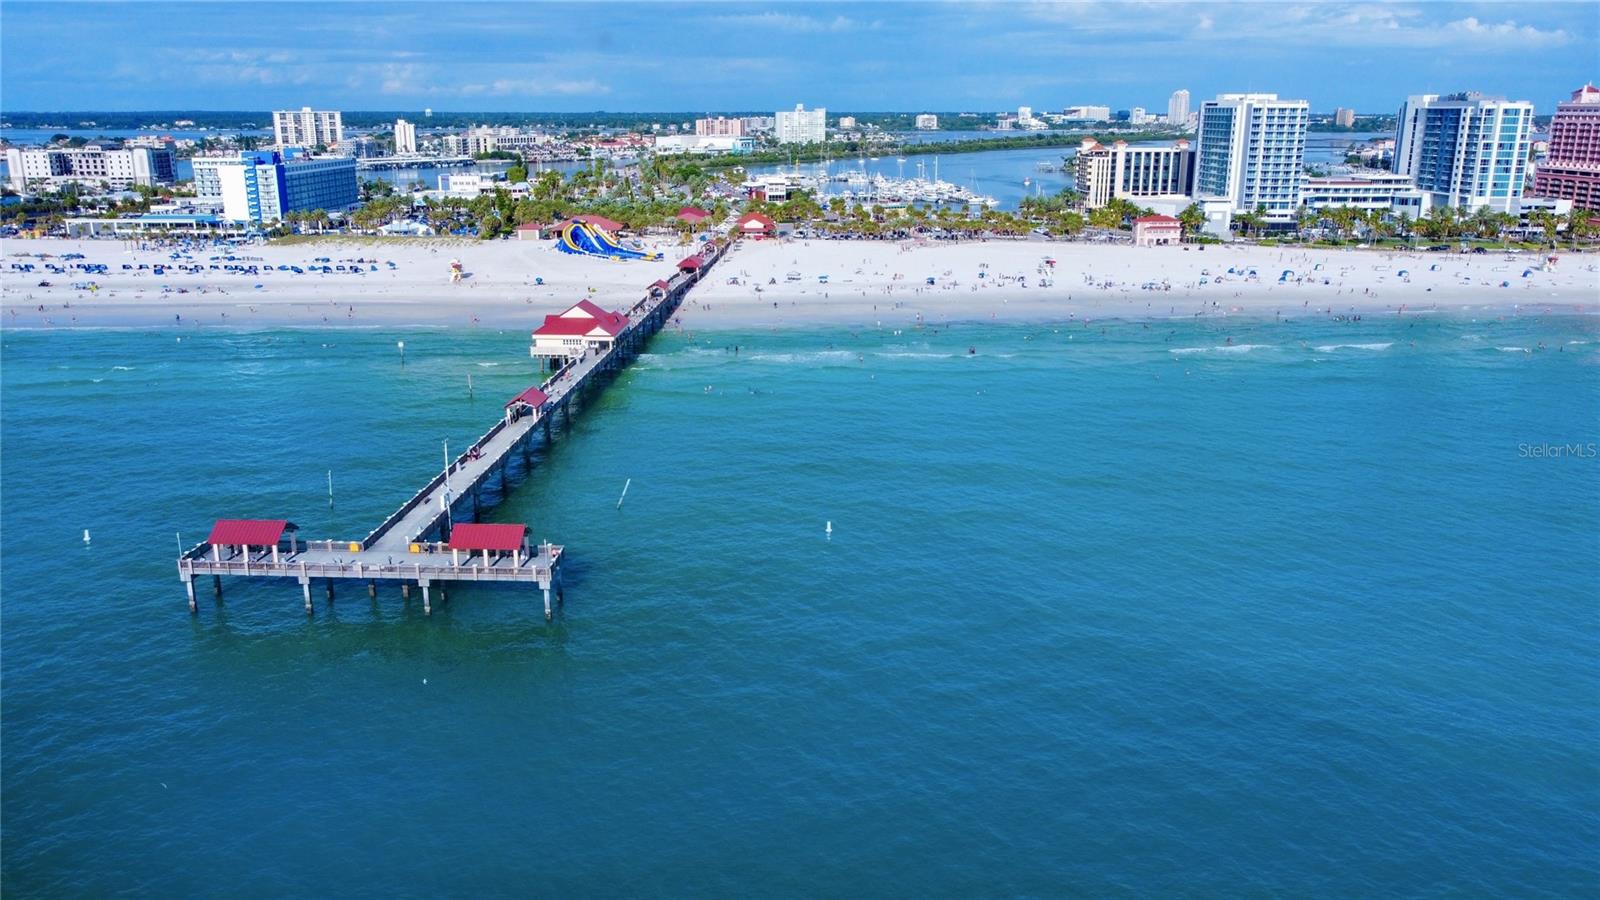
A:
83,529,91,544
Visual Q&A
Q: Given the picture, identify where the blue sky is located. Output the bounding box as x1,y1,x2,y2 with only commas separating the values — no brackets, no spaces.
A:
1,1,1594,112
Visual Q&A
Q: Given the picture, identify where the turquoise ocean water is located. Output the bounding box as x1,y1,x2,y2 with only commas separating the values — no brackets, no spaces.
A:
3,315,1598,895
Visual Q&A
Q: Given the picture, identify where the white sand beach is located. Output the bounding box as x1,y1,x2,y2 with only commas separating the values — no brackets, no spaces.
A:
1,236,688,329
3,235,1595,330
690,238,1600,329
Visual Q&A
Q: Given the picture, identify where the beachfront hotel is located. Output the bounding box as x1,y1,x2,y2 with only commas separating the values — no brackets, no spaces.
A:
4,145,176,192
1298,172,1428,218
1391,92,1533,214
1531,84,1600,211
776,104,827,144
272,107,344,149
1072,138,1194,208
1193,93,1310,224
191,149,358,224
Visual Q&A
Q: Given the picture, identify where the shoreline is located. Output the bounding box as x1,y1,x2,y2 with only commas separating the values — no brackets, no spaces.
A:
3,235,1594,332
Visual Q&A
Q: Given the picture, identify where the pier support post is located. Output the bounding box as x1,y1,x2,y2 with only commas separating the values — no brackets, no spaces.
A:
368,579,377,598
300,578,313,615
185,578,197,614
212,575,222,598
556,571,565,607
439,583,448,603
542,586,552,621
421,582,432,616
402,582,411,600
325,579,335,603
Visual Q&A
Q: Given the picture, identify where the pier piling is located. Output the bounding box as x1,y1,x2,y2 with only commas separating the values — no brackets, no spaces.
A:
421,582,432,616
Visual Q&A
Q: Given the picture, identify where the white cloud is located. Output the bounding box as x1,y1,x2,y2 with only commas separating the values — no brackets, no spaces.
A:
457,78,611,98
1016,1,1572,49
713,12,862,32
1444,16,1570,47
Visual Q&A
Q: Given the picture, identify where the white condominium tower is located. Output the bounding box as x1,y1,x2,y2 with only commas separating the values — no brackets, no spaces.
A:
775,104,827,144
1167,89,1190,127
1392,92,1533,214
273,107,344,148
1193,92,1309,222
394,118,417,155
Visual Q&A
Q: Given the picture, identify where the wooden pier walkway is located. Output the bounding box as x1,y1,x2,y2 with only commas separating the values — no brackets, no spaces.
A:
178,237,727,619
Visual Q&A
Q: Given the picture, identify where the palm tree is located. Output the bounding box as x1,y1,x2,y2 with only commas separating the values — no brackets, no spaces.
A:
1177,202,1207,242
1296,205,1319,241
1233,204,1267,238
1528,210,1561,247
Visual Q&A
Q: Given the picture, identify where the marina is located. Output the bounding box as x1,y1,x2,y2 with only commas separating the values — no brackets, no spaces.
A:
175,236,725,619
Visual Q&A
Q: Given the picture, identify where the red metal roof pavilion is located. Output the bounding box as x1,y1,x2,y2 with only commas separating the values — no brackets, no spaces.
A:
448,523,530,552
207,519,296,546
505,386,549,409
677,255,704,272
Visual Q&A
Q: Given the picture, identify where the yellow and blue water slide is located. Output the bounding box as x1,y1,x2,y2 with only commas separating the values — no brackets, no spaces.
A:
556,222,662,260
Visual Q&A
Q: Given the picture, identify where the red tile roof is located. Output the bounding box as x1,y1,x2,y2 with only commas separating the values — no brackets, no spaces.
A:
569,214,626,233
737,212,776,230
677,255,704,270
677,206,710,221
533,300,628,337
505,386,549,409
207,519,295,546
448,523,529,552
1134,215,1181,224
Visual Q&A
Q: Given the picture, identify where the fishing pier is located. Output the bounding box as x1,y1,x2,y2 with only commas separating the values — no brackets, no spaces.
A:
177,240,725,619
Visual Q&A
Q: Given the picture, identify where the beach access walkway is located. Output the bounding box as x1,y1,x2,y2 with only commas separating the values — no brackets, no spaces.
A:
178,238,727,619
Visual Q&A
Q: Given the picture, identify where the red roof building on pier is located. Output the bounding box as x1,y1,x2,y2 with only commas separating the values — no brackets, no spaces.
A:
207,519,296,547
448,523,530,553
505,386,549,410
677,255,704,273
531,299,629,359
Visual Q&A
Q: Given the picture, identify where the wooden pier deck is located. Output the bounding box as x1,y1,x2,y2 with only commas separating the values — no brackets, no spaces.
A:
178,238,726,618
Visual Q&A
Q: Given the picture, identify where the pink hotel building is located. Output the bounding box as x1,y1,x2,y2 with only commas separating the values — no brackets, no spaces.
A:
1532,84,1600,211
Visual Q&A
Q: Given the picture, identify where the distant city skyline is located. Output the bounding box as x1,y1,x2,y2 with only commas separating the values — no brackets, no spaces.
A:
0,1,1593,113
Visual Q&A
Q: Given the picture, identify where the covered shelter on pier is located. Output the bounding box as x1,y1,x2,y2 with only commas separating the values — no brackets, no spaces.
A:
676,255,704,274
206,518,298,563
447,522,533,568
504,385,549,423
